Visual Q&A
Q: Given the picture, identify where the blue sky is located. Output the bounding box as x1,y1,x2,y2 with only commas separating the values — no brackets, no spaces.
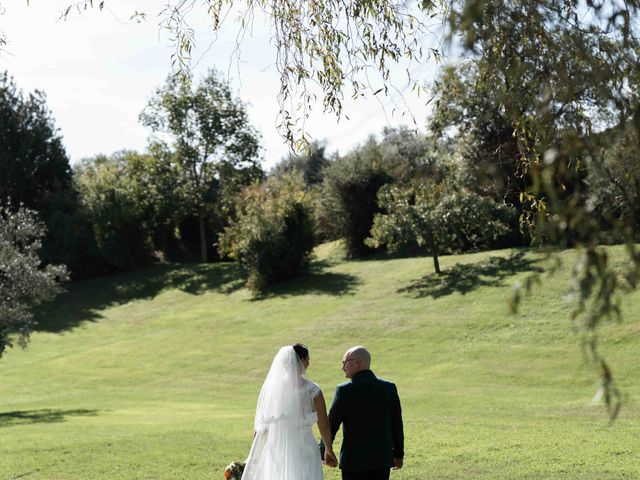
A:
1,0,438,168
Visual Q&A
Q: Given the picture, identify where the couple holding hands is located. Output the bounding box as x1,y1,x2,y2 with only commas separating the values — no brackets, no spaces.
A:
242,344,404,480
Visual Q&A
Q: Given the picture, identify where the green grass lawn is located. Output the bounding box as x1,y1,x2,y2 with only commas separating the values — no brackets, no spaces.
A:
1,244,639,479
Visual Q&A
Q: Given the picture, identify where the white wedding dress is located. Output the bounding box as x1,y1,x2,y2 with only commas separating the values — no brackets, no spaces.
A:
242,347,323,480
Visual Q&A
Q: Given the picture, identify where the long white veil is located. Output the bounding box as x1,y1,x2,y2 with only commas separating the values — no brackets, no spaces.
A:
243,346,311,480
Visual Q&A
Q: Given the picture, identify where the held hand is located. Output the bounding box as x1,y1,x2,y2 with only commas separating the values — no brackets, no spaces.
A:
392,457,403,470
324,450,338,468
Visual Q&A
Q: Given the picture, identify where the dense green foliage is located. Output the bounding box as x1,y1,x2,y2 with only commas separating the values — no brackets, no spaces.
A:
316,128,427,255
368,182,515,273
585,125,640,240
0,72,72,212
1,244,639,478
140,70,264,262
74,154,159,272
319,154,392,258
218,174,315,294
0,206,67,357
428,63,525,210
371,126,434,183
0,71,81,268
113,150,185,258
271,140,330,186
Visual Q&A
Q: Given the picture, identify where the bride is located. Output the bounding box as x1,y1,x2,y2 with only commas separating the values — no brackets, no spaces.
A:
242,343,337,480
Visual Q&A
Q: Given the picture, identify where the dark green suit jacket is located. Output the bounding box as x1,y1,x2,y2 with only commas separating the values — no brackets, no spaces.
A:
325,370,404,471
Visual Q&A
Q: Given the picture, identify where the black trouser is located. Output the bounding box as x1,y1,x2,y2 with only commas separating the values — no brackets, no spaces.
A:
341,469,391,480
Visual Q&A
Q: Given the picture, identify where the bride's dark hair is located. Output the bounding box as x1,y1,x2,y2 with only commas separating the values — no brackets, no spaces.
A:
292,343,309,360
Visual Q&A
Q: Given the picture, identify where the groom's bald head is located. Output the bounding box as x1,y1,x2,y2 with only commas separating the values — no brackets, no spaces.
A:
342,346,371,378
347,346,371,367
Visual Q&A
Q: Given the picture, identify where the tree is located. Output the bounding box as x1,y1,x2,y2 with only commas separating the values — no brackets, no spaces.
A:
108,150,185,259
218,173,315,294
0,205,68,358
585,125,640,241
0,71,78,268
376,126,433,183
319,147,392,258
67,149,206,276
316,127,433,253
0,72,72,211
428,63,526,209
75,155,154,273
443,0,640,418
271,140,330,186
367,182,514,273
140,70,264,262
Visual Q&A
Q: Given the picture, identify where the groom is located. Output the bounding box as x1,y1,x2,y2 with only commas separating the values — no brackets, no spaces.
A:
321,346,404,480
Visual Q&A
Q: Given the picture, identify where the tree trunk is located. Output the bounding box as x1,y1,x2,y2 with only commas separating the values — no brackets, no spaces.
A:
198,212,208,263
431,245,441,274
426,231,441,274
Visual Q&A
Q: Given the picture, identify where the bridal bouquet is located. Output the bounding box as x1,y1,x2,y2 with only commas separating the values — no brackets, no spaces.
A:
223,461,245,480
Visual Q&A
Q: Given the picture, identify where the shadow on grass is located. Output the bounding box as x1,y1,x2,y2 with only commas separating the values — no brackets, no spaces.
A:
34,262,245,333
0,408,99,428
399,250,543,299
253,260,361,300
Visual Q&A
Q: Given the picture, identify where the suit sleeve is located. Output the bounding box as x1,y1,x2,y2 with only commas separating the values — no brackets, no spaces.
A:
328,385,343,439
391,383,404,459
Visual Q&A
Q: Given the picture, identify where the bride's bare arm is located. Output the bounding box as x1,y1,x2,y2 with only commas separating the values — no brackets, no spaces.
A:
314,390,336,464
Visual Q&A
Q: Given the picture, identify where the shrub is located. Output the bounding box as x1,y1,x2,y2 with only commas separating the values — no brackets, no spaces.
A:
218,174,315,294
318,154,392,258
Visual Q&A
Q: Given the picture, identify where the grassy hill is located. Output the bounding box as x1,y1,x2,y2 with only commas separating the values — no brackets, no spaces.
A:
1,243,639,479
